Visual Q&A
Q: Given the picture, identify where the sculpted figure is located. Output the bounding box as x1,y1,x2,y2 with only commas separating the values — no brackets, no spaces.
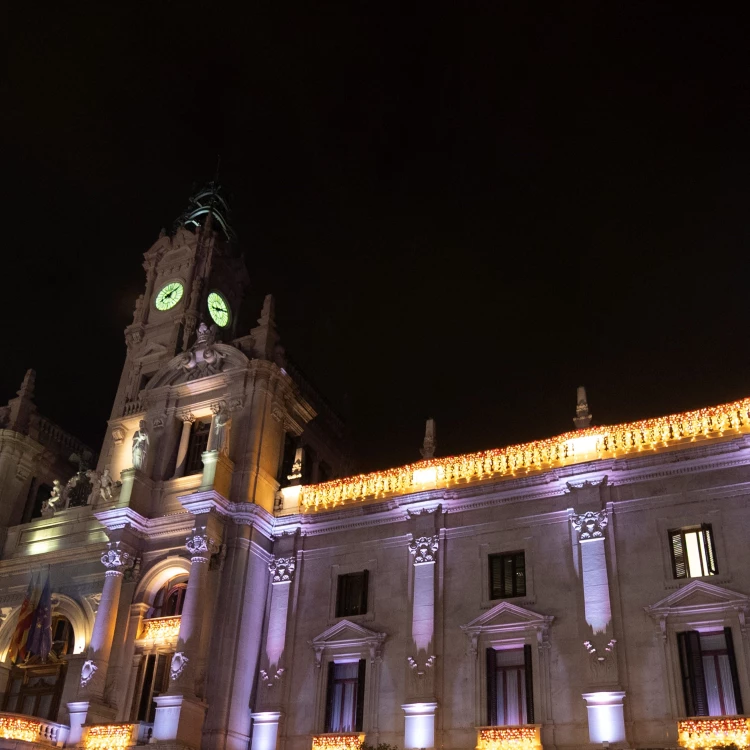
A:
132,420,150,470
41,479,64,517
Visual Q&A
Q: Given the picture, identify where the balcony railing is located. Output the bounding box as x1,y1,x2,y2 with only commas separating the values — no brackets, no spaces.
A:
678,717,750,749
476,725,542,750
138,615,181,642
0,712,69,746
311,733,365,750
82,723,138,750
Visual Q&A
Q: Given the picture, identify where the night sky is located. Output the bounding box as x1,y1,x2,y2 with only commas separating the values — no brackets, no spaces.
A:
5,5,749,473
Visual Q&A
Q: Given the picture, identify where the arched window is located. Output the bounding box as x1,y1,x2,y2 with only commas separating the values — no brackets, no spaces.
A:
150,577,188,618
51,614,75,657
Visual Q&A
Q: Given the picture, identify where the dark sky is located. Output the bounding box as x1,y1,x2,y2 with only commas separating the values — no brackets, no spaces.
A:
5,4,749,473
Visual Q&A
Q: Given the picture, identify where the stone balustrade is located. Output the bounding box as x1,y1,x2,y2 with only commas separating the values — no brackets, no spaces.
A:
476,725,542,750
0,712,69,746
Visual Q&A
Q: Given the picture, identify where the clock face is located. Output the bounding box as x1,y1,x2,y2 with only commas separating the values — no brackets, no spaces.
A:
155,281,184,311
207,291,230,327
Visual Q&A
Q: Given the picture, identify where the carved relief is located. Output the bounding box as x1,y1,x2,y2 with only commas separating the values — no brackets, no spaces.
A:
571,510,608,540
170,651,189,680
101,541,134,574
409,535,439,564
268,556,296,583
186,526,216,560
80,659,98,687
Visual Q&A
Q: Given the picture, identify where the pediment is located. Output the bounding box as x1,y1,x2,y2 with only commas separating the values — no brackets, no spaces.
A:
461,601,554,637
646,580,750,618
311,619,386,648
146,342,250,389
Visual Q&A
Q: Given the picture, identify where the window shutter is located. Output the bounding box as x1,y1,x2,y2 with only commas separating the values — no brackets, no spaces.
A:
490,556,503,599
724,627,744,714
324,662,336,732
336,575,346,618
670,531,687,579
702,525,718,575
486,648,497,726
355,659,366,731
360,570,369,615
503,556,514,598
677,630,708,716
523,643,535,724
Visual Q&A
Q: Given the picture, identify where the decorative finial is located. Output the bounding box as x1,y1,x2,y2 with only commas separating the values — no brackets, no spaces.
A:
573,386,592,429
17,369,36,400
420,418,437,459
258,294,275,326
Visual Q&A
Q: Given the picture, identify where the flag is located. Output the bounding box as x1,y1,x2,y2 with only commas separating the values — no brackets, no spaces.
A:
26,574,53,662
7,572,41,663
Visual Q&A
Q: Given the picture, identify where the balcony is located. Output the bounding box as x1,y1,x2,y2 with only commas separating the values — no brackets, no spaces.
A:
678,717,750,749
311,734,365,750
138,616,181,642
82,723,139,750
476,725,542,750
0,712,69,747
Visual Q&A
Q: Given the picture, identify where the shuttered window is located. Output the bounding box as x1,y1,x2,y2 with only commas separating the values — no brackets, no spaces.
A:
131,652,172,722
324,660,366,732
677,629,743,717
669,525,717,579
336,571,369,617
486,645,534,725
489,552,526,600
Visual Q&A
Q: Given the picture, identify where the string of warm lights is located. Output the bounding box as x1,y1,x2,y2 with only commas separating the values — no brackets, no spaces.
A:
139,616,182,641
0,717,40,742
678,717,750,749
301,398,750,511
311,734,365,750
84,724,135,750
476,726,541,750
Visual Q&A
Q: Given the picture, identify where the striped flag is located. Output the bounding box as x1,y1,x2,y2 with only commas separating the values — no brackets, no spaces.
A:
8,572,41,663
27,574,53,661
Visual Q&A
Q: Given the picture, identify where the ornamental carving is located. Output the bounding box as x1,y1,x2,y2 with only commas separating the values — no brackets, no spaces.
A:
259,667,285,687
170,651,189,680
571,510,608,540
186,526,216,559
101,541,134,573
80,659,98,687
409,535,439,564
269,556,296,583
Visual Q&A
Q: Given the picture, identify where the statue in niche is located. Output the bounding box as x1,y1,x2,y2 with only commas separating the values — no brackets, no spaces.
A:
131,420,150,470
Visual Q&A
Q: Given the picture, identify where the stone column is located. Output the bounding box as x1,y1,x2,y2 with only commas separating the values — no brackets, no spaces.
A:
571,509,627,747
68,541,134,743
250,556,296,750
403,534,439,750
173,414,195,479
152,525,215,747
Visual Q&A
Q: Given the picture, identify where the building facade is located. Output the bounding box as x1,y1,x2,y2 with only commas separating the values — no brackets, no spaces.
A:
0,188,748,750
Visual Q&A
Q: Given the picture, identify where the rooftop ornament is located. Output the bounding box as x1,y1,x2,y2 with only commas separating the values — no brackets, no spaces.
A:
300,397,750,512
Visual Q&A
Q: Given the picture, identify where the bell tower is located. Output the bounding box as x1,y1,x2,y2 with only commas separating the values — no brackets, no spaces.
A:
111,183,250,420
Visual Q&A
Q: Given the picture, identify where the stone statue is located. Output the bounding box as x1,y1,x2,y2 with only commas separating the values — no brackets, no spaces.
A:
41,479,64,517
210,409,230,453
132,420,149,470
86,467,120,502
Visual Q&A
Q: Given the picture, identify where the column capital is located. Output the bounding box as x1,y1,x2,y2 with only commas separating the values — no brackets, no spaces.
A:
185,525,217,562
178,410,196,424
268,556,296,584
571,510,608,541
409,534,439,565
101,541,135,575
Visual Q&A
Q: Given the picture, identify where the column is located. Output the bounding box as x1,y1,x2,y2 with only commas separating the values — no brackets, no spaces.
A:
250,556,296,750
173,414,195,479
403,535,439,750
571,509,627,747
68,541,134,743
152,525,215,747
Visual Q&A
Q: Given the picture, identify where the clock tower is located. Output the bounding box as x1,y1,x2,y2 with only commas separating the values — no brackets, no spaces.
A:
110,182,250,422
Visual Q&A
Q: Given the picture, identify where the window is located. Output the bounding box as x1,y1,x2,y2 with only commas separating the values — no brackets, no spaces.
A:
489,552,526,600
336,571,369,618
486,646,534,725
185,420,211,475
151,578,188,618
131,652,172,722
677,629,744,716
324,660,366,732
51,615,75,657
670,525,717,579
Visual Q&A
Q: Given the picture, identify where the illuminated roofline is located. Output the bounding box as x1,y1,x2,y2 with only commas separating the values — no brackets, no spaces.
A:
299,397,750,512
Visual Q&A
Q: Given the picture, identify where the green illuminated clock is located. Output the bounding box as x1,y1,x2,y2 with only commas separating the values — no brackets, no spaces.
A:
207,291,230,327
155,281,184,311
